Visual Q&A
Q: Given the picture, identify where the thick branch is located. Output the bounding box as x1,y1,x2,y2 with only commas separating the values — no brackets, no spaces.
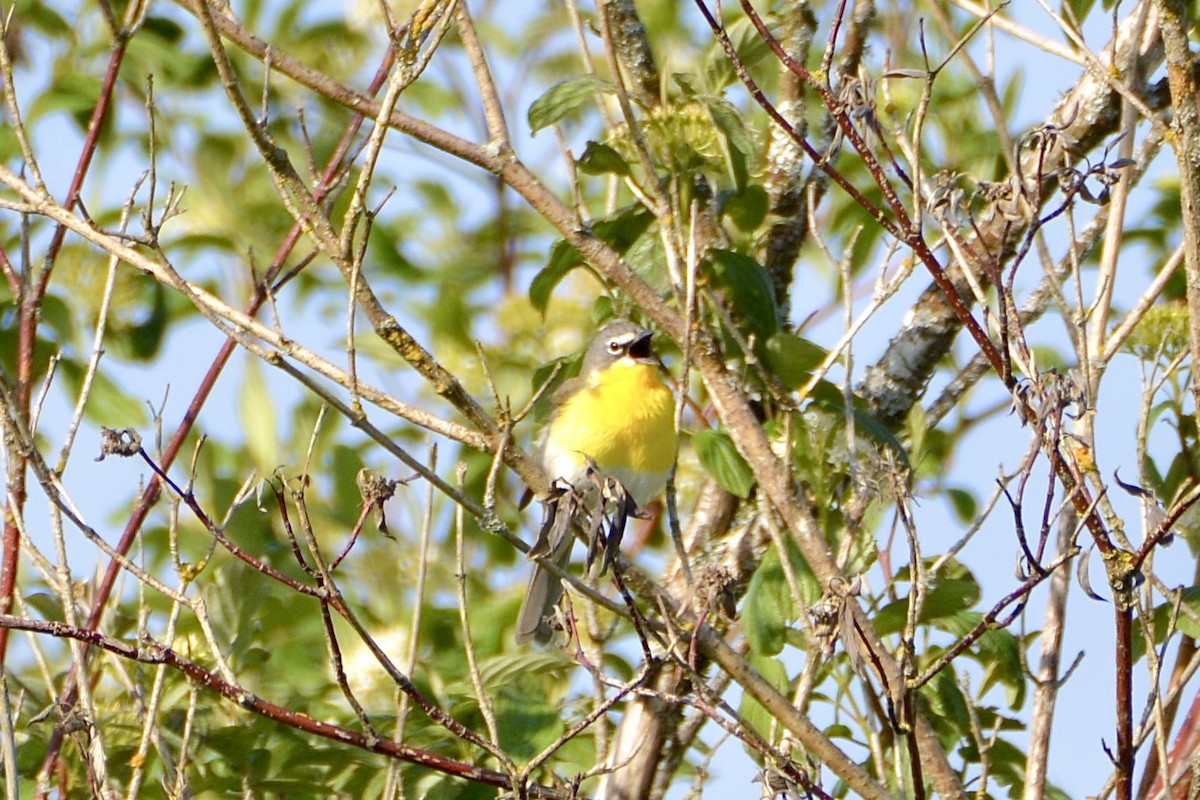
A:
1155,0,1200,411
861,1,1164,429
602,0,660,109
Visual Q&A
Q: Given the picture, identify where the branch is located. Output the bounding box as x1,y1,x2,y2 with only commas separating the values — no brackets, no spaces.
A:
862,1,1164,430
0,615,571,799
1155,0,1200,413
31,42,415,778
601,0,660,108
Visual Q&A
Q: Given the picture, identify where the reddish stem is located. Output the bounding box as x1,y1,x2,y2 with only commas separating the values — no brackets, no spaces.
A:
0,36,129,665
33,39,398,792
2,614,558,797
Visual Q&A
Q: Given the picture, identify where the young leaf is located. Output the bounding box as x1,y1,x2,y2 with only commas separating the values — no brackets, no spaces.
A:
763,332,829,390
591,204,655,251
529,206,654,314
742,548,793,655
577,141,632,177
708,249,780,341
946,488,978,523
693,428,756,499
58,359,148,427
703,96,752,191
529,240,582,315
738,651,791,743
527,76,614,133
240,359,279,472
721,184,769,232
814,395,911,470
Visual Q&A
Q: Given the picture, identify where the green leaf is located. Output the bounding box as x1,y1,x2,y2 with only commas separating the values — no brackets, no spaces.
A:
1062,0,1098,22
692,428,755,499
762,332,828,390
742,548,793,655
617,218,666,283
23,592,64,622
126,16,210,86
58,359,148,427
0,122,19,166
368,232,421,281
142,15,186,44
670,72,702,98
946,487,978,523
703,16,774,93
529,206,654,314
527,76,613,133
240,359,278,472
976,628,1026,708
703,97,753,190
1157,450,1191,509
577,141,632,177
21,2,71,36
29,73,104,128
874,574,980,636
814,394,910,469
39,294,76,346
1133,586,1200,661
825,723,855,741
917,565,1025,709
529,241,584,315
738,650,790,745
127,282,170,361
708,249,779,341
529,353,579,424
592,205,656,252
920,668,971,733
907,403,933,469
721,184,769,232
807,378,843,406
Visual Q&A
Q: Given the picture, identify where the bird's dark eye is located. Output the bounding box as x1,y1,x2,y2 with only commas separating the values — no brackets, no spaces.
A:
607,340,623,355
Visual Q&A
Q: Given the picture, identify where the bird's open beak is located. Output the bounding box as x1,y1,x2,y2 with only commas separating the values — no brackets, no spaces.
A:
627,330,654,361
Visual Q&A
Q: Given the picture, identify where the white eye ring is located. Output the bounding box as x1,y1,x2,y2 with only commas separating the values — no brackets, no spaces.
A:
607,340,623,355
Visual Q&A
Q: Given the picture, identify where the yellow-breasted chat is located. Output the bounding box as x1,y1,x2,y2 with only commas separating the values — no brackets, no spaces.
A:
515,320,676,644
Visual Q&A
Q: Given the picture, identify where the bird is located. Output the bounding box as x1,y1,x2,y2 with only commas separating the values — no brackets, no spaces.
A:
515,320,677,644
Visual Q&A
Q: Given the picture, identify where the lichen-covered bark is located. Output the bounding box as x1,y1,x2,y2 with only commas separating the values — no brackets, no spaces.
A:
861,3,1163,430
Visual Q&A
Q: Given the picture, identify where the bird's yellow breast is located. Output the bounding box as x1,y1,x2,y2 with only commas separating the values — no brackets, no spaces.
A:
543,360,675,503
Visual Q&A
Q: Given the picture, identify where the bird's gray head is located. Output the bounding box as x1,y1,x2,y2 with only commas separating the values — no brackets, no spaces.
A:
580,320,655,375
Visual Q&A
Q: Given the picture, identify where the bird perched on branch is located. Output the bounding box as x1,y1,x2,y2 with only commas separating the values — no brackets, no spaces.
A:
515,320,676,644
